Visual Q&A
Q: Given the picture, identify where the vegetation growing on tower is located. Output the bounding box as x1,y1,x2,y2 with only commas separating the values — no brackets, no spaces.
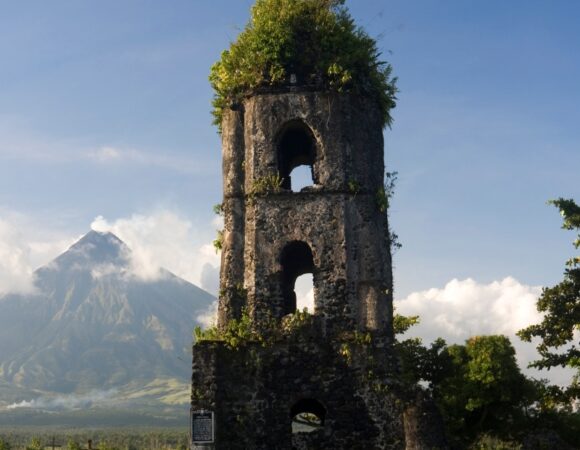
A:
209,0,397,131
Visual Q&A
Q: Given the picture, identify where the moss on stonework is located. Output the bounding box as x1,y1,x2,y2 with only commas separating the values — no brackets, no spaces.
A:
248,174,283,203
194,308,315,350
209,0,397,132
219,283,248,303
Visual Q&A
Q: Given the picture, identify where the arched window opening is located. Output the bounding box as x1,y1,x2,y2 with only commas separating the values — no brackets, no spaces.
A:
291,398,326,434
277,121,316,192
294,273,314,312
280,241,314,316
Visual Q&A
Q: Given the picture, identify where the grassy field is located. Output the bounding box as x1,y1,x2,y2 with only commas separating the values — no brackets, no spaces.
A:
0,428,189,450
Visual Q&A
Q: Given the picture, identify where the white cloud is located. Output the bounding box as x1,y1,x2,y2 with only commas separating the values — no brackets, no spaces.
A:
295,274,314,312
200,263,220,295
90,210,220,289
87,146,211,175
90,146,121,162
397,277,542,339
91,263,123,279
0,219,37,296
0,209,219,296
7,390,117,411
395,277,575,386
196,301,218,329
0,213,76,296
211,214,224,229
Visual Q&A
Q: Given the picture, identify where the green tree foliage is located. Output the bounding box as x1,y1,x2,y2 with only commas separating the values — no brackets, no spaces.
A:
397,336,451,388
518,198,580,399
467,434,522,450
212,229,224,253
395,318,535,445
0,430,189,450
395,312,578,447
25,438,42,450
194,307,313,349
393,311,452,387
393,311,419,335
194,307,258,348
0,438,11,450
435,336,535,445
66,439,82,450
209,0,397,131
97,443,119,450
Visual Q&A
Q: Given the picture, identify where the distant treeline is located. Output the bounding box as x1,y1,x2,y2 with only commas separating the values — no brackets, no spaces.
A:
0,428,188,450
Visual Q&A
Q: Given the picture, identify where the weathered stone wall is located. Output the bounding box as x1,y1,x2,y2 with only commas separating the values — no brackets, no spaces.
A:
218,90,393,334
218,108,246,327
192,323,405,450
242,92,384,192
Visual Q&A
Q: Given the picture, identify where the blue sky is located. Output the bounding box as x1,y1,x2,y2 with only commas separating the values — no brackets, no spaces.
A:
1,1,578,381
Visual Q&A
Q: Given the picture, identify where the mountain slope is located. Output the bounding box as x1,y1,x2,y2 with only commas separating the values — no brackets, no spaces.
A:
0,230,214,395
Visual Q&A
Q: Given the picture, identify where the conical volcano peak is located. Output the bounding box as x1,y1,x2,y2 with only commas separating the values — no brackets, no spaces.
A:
55,230,130,269
73,229,125,250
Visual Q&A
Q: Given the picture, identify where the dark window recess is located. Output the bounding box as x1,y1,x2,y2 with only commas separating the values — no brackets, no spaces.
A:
277,121,316,191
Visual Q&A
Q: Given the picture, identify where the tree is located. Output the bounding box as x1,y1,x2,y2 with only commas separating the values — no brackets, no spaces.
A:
394,311,452,388
518,198,580,399
434,336,535,445
67,439,82,450
0,438,11,450
393,313,578,447
25,438,42,450
97,443,119,450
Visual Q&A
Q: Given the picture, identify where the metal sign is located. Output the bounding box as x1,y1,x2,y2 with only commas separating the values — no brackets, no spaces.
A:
191,409,215,444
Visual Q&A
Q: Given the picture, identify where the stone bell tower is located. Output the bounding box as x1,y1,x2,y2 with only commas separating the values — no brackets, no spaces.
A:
191,85,407,449
218,90,394,335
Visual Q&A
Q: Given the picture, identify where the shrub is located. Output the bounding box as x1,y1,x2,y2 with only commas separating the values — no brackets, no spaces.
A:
209,0,397,131
25,438,42,450
213,229,224,253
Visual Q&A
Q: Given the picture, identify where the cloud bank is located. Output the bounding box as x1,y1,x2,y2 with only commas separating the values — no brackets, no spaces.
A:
0,209,220,297
196,300,219,329
0,215,76,296
91,211,220,293
7,390,117,411
396,277,542,340
0,219,37,296
395,277,574,386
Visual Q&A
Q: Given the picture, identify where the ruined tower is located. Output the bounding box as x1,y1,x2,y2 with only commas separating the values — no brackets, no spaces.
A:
191,89,411,448
192,88,405,449
191,2,409,449
218,90,395,335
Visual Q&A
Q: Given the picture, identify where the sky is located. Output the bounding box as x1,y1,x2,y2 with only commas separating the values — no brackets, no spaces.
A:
0,1,579,384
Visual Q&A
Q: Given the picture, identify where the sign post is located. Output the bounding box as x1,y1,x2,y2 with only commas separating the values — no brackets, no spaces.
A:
190,409,215,447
